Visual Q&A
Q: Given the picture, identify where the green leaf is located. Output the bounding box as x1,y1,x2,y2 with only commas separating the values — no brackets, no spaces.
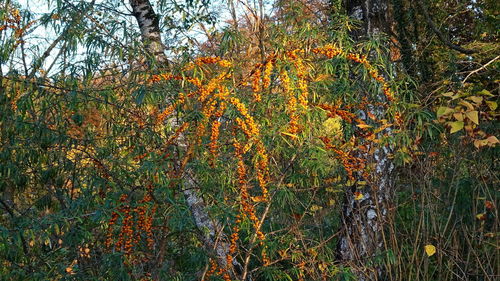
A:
133,86,146,105
437,107,454,118
449,121,464,133
479,89,494,96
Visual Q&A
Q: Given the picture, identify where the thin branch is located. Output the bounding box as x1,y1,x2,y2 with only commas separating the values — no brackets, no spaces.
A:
462,55,499,84
416,0,475,55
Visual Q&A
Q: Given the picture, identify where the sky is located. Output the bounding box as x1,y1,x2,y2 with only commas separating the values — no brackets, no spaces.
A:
5,0,246,76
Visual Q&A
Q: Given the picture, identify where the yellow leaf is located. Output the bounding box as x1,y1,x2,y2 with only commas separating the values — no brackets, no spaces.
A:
354,192,364,200
356,123,372,129
251,196,266,203
486,136,499,146
467,96,483,104
459,100,475,111
281,131,298,139
328,199,336,206
476,213,486,220
449,121,464,134
474,139,489,149
425,244,436,256
314,74,330,82
465,111,479,125
453,112,464,121
485,101,498,111
441,92,455,97
310,204,322,212
318,262,327,271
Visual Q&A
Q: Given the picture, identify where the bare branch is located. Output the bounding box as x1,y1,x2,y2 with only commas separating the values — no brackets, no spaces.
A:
416,0,475,55
462,55,499,84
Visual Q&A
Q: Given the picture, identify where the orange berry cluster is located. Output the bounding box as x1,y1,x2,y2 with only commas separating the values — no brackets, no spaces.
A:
134,185,156,251
312,44,343,58
319,136,367,180
106,187,157,262
184,56,232,71
287,49,309,107
317,103,358,124
150,61,271,275
262,56,274,89
209,102,227,165
252,63,262,102
114,194,134,257
0,8,33,42
78,245,91,258
105,211,119,248
203,258,219,280
199,73,230,102
280,70,300,134
313,44,395,101
228,140,268,269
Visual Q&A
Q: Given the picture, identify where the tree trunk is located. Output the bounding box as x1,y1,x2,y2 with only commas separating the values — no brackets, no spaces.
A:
129,0,168,66
129,1,244,279
336,1,395,280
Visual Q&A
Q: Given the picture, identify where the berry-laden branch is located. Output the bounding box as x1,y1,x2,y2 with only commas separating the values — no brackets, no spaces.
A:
105,43,399,279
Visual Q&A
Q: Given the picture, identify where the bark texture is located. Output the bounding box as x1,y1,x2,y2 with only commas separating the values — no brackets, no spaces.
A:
129,0,169,65
129,1,245,279
337,1,395,280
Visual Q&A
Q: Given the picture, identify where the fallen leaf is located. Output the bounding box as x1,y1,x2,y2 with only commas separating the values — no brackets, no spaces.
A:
467,96,483,104
465,111,479,125
437,106,454,118
453,112,464,121
449,121,464,134
476,213,486,220
486,136,499,146
459,100,475,111
473,139,488,149
424,244,436,256
485,101,497,111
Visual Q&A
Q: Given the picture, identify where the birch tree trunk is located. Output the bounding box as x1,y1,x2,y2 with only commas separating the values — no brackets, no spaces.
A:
129,0,168,66
128,1,244,278
336,1,395,280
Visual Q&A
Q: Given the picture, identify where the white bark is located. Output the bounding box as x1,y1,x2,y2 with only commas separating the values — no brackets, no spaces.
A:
337,1,395,280
129,1,244,278
129,0,168,65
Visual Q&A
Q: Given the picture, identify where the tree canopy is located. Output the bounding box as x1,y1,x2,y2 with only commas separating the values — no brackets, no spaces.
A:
0,0,498,280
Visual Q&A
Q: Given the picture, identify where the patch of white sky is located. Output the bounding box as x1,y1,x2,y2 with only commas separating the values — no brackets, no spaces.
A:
6,0,269,76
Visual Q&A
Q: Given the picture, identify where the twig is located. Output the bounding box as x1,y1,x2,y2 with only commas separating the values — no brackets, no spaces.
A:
462,55,499,84
416,0,475,55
